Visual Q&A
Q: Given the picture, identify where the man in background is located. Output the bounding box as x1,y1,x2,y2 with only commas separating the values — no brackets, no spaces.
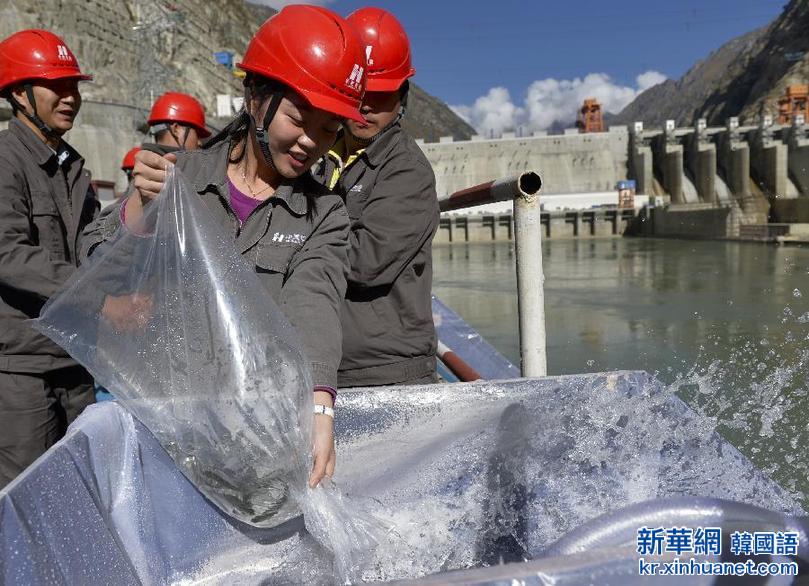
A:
313,7,439,388
0,29,99,487
144,91,210,155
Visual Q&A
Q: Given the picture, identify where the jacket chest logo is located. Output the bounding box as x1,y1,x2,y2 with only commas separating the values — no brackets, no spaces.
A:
272,232,306,245
349,184,363,193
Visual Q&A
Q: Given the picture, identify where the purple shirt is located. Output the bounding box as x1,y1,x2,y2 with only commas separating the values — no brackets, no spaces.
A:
228,179,264,225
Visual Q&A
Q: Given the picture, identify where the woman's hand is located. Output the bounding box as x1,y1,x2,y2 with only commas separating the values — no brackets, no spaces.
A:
133,150,176,200
124,151,177,228
309,391,336,487
101,293,153,332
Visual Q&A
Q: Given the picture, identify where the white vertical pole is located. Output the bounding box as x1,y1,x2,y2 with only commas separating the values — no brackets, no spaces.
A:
513,191,547,377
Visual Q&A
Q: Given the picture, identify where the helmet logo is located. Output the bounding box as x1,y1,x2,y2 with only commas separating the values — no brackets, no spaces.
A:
56,45,71,61
365,45,374,66
345,63,364,92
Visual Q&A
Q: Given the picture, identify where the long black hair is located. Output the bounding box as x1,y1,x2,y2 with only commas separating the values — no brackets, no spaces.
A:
204,74,285,165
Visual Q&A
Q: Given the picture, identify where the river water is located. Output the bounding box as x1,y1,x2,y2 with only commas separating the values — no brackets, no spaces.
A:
432,238,809,505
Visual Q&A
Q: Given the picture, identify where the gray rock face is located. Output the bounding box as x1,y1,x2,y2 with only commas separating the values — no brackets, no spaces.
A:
1,0,253,110
405,83,476,142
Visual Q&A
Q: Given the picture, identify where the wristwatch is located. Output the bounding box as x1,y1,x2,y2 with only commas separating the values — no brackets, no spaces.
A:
313,404,335,419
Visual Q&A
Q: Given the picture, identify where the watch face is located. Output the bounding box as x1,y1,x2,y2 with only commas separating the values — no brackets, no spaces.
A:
314,404,334,417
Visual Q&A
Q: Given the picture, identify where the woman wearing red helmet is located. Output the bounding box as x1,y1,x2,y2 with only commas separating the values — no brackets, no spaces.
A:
82,5,367,487
312,7,440,388
0,29,99,488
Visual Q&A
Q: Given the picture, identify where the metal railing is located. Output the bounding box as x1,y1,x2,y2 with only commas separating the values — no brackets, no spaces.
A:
438,171,547,377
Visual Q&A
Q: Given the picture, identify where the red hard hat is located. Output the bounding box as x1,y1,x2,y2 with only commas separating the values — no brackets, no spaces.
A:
0,29,92,94
237,5,366,123
121,146,140,171
347,7,415,93
148,92,211,138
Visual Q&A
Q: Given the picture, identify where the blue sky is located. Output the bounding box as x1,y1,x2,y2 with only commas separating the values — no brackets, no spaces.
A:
258,0,787,132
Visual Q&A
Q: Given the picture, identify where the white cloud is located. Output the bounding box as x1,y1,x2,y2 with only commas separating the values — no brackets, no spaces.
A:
249,0,334,8
452,70,667,136
636,71,667,92
451,87,525,139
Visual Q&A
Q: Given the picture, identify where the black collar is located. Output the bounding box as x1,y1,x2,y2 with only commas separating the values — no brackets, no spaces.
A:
343,122,402,169
9,118,80,169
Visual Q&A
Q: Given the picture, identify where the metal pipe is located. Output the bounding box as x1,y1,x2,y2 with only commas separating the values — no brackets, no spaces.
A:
439,172,542,212
513,175,547,377
437,171,546,377
437,340,482,382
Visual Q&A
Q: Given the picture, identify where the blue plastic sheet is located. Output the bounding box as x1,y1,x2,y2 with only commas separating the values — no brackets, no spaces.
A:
1,371,802,584
432,295,520,380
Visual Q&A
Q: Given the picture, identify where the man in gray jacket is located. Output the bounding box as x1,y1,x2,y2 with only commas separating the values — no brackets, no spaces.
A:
0,30,98,487
313,7,439,387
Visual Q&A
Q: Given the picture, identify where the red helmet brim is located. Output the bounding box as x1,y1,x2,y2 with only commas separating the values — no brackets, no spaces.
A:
365,69,415,93
40,70,93,83
303,89,365,124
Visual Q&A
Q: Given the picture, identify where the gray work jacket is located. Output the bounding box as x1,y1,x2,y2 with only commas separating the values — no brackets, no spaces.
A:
0,119,99,373
312,123,439,387
81,140,350,388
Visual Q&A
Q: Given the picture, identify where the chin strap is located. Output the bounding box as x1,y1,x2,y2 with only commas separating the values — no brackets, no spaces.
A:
9,84,60,139
151,123,191,150
173,125,190,149
245,84,284,173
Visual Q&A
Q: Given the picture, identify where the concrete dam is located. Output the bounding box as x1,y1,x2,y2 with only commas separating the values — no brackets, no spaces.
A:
422,117,809,243
2,100,808,242
419,128,630,198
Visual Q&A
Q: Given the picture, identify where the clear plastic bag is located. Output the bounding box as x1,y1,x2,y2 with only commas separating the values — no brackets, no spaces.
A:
33,166,380,581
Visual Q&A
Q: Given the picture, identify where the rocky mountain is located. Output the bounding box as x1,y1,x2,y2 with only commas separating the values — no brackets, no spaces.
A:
611,0,809,127
404,83,475,142
1,0,252,109
245,1,275,25
0,0,473,140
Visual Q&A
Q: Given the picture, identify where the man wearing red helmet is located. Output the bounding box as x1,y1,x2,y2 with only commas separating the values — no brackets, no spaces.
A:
82,6,367,487
312,7,440,388
145,92,210,154
0,29,99,488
